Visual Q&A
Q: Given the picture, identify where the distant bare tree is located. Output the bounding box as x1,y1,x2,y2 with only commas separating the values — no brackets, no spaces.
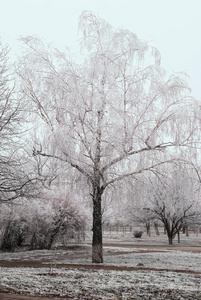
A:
135,165,201,244
18,12,199,262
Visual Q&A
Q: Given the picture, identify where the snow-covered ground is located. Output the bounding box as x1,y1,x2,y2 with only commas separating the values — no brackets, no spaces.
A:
0,230,201,299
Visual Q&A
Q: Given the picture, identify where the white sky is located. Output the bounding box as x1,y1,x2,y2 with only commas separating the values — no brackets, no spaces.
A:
1,0,201,99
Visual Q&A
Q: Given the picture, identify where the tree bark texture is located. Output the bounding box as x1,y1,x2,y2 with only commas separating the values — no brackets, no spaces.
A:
92,184,103,263
92,109,104,263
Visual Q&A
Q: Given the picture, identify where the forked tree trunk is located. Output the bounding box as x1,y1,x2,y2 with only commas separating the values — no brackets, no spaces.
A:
92,183,103,263
165,220,173,245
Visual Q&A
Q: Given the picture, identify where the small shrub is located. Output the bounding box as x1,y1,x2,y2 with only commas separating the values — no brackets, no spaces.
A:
133,230,143,238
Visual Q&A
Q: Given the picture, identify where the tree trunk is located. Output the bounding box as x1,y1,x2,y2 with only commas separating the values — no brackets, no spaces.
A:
92,109,104,263
177,230,180,243
186,226,189,237
165,220,173,245
168,235,173,245
154,222,160,235
92,184,103,263
146,221,151,236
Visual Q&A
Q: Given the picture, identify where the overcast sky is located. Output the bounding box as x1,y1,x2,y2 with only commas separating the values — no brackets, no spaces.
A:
1,0,201,99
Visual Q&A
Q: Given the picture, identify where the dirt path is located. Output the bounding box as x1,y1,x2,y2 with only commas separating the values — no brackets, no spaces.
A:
0,291,60,300
1,244,201,299
1,260,201,274
103,243,201,252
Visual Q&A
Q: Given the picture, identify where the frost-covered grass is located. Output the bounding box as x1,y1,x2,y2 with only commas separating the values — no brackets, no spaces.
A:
0,230,201,299
1,267,201,299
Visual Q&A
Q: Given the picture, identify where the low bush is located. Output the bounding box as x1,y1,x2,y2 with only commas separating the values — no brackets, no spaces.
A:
133,230,143,238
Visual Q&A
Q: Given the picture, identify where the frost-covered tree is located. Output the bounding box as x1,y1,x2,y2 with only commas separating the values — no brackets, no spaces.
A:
125,177,155,234
0,39,39,203
0,187,87,250
28,188,87,250
18,12,199,262
133,165,201,244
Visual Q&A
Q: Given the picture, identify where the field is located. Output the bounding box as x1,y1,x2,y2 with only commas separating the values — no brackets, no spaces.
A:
0,228,201,299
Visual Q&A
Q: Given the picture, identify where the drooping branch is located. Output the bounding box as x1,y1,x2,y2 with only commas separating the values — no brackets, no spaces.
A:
33,148,93,182
101,142,175,174
102,159,180,189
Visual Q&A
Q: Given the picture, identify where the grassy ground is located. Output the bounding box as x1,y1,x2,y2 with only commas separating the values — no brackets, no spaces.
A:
0,229,201,299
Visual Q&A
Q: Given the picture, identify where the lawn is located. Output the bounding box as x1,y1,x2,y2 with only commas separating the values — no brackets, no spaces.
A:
0,229,201,299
